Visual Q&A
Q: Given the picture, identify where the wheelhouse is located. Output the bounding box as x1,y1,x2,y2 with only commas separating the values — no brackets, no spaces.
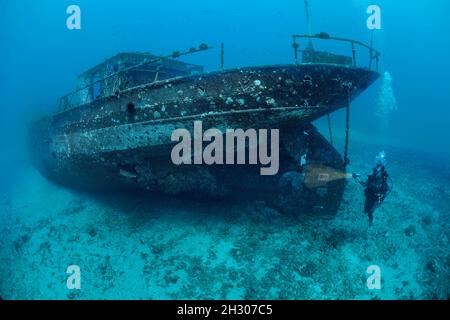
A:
58,52,203,111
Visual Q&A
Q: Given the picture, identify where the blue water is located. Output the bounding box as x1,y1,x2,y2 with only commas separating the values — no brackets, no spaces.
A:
0,0,449,299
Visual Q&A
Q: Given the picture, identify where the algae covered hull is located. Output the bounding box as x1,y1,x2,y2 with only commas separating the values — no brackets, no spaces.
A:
29,62,379,215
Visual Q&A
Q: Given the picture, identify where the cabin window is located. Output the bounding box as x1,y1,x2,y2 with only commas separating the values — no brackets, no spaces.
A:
92,75,102,100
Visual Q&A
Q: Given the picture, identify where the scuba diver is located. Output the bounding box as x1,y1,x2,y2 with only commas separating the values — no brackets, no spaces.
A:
352,151,390,225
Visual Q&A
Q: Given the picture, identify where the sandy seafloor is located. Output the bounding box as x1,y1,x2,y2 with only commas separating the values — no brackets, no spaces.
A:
0,132,449,300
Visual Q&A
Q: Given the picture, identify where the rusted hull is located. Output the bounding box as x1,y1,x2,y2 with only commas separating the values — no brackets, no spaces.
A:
30,123,346,216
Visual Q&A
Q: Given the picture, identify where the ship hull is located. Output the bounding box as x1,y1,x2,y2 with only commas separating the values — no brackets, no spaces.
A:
28,63,379,215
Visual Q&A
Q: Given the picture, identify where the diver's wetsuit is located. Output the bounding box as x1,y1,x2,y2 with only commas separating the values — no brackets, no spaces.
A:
356,164,389,224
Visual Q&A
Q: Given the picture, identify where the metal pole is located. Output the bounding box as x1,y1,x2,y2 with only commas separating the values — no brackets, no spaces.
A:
327,114,333,146
304,0,313,48
376,54,379,72
344,104,350,167
369,31,374,70
220,42,224,70
292,36,299,64
351,42,356,67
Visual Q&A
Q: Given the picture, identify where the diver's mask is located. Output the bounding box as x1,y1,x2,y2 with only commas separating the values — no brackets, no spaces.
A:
375,151,386,166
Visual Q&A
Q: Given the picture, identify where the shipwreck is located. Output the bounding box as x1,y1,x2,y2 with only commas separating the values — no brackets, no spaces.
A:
28,33,380,215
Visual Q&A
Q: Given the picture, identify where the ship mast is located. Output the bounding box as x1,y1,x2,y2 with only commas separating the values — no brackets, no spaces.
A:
304,0,313,49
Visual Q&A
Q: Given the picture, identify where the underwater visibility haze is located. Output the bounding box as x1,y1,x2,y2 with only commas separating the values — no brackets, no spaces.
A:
0,0,449,300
